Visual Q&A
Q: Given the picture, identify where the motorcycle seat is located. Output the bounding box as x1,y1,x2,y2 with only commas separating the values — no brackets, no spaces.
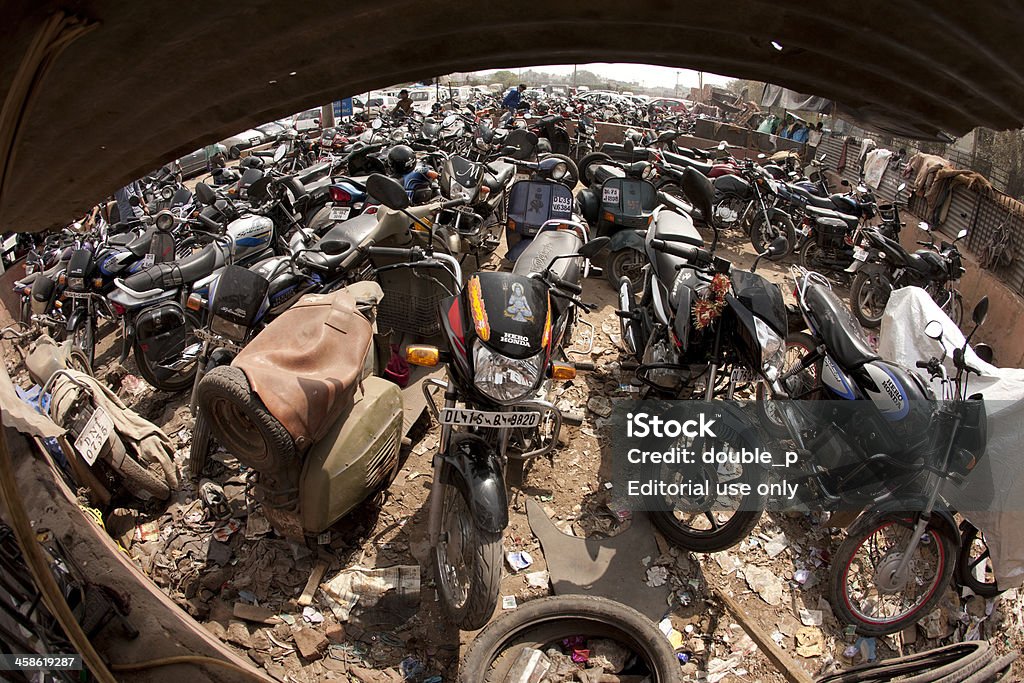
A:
123,242,223,292
125,228,156,258
306,214,379,274
804,283,879,370
803,204,858,229
108,232,135,247
592,164,625,185
661,151,714,176
512,228,583,283
654,209,704,247
789,185,837,209
483,162,514,193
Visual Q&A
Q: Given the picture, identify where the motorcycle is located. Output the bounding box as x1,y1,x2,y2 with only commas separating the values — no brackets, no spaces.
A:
848,219,966,328
757,268,990,635
434,151,515,260
398,197,609,628
23,335,177,503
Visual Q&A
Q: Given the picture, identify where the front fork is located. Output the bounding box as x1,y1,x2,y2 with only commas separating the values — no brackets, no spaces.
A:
428,382,459,547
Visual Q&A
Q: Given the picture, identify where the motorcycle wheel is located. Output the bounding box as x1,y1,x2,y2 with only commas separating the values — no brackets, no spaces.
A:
957,522,1001,598
107,435,171,501
606,248,646,291
617,276,644,357
941,290,964,327
751,212,796,261
647,416,765,553
71,318,95,369
196,366,295,470
133,310,201,393
578,152,612,186
755,331,819,438
459,595,681,683
188,411,213,479
432,461,502,631
829,511,956,636
541,153,579,189
850,271,892,329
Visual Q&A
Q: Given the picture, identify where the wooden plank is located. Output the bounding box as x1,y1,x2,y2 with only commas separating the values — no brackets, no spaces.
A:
298,560,328,607
713,587,814,683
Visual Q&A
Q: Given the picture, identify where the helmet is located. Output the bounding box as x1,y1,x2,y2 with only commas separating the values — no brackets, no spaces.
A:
387,145,416,176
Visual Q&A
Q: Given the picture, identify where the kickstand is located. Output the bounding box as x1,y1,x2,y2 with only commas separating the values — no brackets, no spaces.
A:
566,318,595,356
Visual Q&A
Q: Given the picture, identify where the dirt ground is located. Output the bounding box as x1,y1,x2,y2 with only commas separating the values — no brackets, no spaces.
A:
3,223,1023,683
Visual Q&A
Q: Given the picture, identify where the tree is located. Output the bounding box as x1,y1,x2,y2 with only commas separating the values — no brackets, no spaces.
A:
490,70,518,88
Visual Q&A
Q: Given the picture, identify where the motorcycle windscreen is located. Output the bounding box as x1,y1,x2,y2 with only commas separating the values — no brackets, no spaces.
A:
210,265,270,342
474,272,548,359
601,177,656,228
730,270,788,336
506,181,574,237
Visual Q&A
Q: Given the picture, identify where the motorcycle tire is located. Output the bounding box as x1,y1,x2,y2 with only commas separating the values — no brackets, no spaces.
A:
432,461,502,631
133,310,201,393
751,212,796,261
106,435,170,501
578,152,613,186
850,271,892,329
460,595,682,683
961,652,1019,683
815,641,994,682
71,318,95,369
196,365,296,471
829,511,957,637
654,176,686,202
941,290,964,328
755,331,819,438
188,410,213,479
606,247,646,291
67,349,93,377
540,153,579,189
956,523,1001,598
647,412,765,553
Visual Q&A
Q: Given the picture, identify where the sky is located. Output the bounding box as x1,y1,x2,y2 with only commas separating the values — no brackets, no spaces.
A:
476,63,735,90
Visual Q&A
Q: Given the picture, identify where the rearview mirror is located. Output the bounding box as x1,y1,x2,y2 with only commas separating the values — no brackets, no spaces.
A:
442,114,458,127
273,144,287,164
766,236,788,256
578,236,610,260
372,118,384,130
841,180,850,187
957,228,968,240
195,182,217,206
925,320,944,340
897,182,907,193
818,152,827,161
972,297,989,327
366,173,410,210
718,141,727,150
918,221,930,232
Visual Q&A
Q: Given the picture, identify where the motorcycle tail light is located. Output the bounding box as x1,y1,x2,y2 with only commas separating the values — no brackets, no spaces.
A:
364,206,378,215
426,170,439,180
329,186,353,203
602,211,615,223
406,345,440,367
57,274,67,286
467,275,490,342
110,301,127,317
21,286,30,296
92,277,103,288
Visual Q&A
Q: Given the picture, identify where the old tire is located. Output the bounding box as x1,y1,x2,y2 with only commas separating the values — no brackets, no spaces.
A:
850,271,891,329
460,595,681,682
578,152,612,186
196,365,295,470
188,411,213,479
432,462,502,631
107,436,170,501
957,523,1001,598
829,511,956,636
606,247,646,291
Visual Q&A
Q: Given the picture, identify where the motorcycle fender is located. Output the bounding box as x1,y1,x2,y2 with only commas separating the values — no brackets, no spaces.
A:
768,206,791,222
120,318,135,363
440,433,508,533
576,188,599,225
66,306,87,333
846,496,960,553
608,228,646,253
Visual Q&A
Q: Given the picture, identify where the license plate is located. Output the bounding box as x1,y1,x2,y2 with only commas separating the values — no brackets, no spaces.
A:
853,248,868,261
74,405,114,466
439,407,540,428
24,264,35,275
515,172,531,182
140,253,155,269
329,206,351,221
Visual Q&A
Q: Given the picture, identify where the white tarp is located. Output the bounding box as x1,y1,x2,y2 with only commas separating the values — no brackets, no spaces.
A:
879,287,1024,588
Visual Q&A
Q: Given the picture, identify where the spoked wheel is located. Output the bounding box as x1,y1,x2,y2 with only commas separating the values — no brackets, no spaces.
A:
830,512,956,636
751,212,796,260
188,411,213,479
606,247,646,291
432,462,502,630
71,318,95,369
957,522,1002,597
850,272,892,329
755,331,819,437
646,410,764,552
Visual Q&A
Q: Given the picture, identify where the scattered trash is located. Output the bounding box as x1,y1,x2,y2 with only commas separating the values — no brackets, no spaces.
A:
317,531,331,545
244,511,271,539
589,638,629,673
646,565,669,587
843,644,859,659
793,569,812,585
298,560,328,607
744,565,784,606
278,613,296,625
563,636,590,664
211,518,240,542
763,532,789,558
795,627,824,657
603,481,613,490
707,656,743,683
399,655,425,679
855,636,877,662
525,571,549,589
199,480,230,519
502,595,518,610
587,395,612,418
605,499,632,522
506,550,534,572
134,520,160,543
505,647,551,682
301,606,324,624
233,602,280,624
119,374,148,398
798,608,824,626
319,565,420,626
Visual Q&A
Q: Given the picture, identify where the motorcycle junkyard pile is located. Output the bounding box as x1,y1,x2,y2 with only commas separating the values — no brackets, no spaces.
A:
4,96,1023,683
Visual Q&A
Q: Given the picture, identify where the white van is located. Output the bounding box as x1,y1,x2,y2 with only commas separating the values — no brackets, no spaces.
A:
407,88,437,114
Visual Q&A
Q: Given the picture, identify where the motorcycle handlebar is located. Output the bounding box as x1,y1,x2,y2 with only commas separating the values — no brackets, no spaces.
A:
441,197,469,210
916,360,931,369
650,238,711,265
552,276,582,295
366,246,418,260
198,213,221,231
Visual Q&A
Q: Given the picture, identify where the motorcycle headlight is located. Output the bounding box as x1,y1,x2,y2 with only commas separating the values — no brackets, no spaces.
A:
161,186,174,201
68,277,85,291
551,162,567,180
753,316,785,380
473,342,544,403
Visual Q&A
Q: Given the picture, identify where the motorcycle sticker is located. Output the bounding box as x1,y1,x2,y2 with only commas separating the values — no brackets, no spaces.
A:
503,282,534,322
602,186,620,204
